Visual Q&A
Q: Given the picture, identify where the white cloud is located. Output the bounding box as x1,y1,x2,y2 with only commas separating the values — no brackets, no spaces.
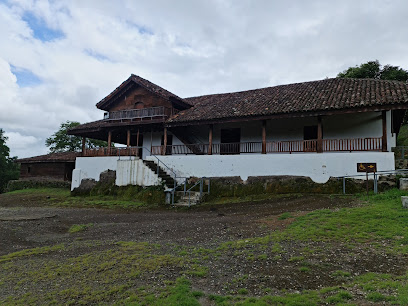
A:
1,0,408,158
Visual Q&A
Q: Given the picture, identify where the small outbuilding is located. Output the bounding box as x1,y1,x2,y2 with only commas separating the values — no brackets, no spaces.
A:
17,152,79,181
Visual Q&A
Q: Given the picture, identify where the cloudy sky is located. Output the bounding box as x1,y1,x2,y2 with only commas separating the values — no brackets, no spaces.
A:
1,0,408,158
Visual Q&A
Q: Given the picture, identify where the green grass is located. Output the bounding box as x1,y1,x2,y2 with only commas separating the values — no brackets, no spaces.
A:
278,212,294,220
275,189,408,248
3,188,156,209
2,189,408,304
6,188,70,196
68,223,94,233
204,193,301,205
0,244,65,263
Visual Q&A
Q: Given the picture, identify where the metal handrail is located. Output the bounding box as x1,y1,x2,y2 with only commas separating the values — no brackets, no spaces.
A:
138,146,196,206
184,177,210,207
335,169,408,194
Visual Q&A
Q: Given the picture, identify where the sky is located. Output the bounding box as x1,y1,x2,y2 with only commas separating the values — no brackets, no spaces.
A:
1,0,408,158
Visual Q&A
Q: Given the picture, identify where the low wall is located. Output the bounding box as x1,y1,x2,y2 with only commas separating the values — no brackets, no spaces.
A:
71,156,160,190
71,156,120,190
147,152,395,183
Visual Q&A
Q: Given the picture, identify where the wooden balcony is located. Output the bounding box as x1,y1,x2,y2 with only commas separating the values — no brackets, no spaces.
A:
105,106,174,121
82,147,141,157
82,137,383,157
151,137,383,155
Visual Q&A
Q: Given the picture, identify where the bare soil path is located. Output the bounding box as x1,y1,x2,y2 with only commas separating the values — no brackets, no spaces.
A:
0,195,353,256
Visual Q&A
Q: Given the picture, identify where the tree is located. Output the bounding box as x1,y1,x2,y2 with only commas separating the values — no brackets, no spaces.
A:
45,121,110,153
337,60,408,81
0,129,19,193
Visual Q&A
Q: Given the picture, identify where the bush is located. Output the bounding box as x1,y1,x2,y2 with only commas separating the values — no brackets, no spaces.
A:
6,179,70,192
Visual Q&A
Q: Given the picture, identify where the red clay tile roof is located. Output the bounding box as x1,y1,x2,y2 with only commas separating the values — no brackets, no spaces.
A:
16,152,79,163
96,74,191,110
167,78,408,124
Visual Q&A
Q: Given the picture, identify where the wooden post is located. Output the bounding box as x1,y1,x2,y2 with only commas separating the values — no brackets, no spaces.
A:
382,110,387,152
162,127,167,155
317,116,323,153
126,129,131,148
107,130,112,155
81,137,86,154
208,125,213,155
136,128,140,157
262,120,266,154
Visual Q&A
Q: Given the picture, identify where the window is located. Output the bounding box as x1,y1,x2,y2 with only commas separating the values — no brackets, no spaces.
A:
134,101,144,109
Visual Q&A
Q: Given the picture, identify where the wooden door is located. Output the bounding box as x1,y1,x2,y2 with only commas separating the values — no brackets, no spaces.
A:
220,128,241,155
303,126,318,152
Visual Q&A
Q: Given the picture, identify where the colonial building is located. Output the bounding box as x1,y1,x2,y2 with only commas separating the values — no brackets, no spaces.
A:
68,75,408,189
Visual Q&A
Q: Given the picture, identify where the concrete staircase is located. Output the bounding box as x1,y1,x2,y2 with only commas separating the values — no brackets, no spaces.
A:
174,191,202,207
143,160,175,188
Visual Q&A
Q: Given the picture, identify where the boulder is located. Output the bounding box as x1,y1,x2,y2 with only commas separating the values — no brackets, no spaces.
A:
401,196,408,208
399,178,408,191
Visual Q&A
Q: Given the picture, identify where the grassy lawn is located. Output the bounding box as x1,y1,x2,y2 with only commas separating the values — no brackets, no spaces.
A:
1,189,408,304
3,188,152,209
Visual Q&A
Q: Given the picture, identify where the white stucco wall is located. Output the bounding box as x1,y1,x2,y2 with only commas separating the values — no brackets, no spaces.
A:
71,156,120,190
147,152,395,183
71,156,162,190
116,159,161,186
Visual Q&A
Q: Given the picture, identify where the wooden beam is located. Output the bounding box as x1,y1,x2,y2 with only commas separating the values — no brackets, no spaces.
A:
107,130,112,154
162,127,167,155
261,120,267,154
208,125,213,155
136,128,140,147
382,110,387,152
317,116,323,153
81,137,86,155
126,129,131,147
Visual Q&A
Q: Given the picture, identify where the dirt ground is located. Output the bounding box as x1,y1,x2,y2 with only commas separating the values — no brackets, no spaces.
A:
1,193,407,303
0,194,353,256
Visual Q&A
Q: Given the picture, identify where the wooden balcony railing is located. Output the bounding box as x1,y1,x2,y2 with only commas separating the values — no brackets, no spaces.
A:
322,137,382,152
106,106,173,121
267,139,318,153
151,137,383,155
83,137,383,157
82,147,142,157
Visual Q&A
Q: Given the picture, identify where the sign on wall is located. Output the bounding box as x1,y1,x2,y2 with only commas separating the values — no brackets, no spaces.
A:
357,163,377,173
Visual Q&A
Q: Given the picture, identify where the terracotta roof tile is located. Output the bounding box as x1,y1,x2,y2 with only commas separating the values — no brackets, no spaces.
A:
168,78,408,124
16,152,79,163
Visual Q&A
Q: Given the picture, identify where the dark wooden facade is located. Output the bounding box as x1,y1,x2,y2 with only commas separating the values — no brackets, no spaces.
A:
19,162,75,181
108,86,174,112
17,152,78,181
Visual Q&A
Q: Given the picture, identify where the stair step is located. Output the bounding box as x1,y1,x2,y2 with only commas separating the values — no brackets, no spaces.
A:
173,202,198,207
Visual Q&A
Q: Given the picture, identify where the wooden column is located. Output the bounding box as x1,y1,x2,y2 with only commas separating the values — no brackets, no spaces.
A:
81,137,86,155
162,127,167,155
136,128,140,157
107,130,112,155
126,129,131,148
208,125,213,155
261,120,266,154
317,116,323,153
382,110,387,152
